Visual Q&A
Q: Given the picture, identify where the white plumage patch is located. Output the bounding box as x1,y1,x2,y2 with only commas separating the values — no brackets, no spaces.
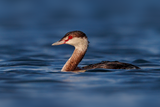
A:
65,37,88,52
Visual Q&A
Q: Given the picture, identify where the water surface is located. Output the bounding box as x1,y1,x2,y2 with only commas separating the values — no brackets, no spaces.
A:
0,0,160,107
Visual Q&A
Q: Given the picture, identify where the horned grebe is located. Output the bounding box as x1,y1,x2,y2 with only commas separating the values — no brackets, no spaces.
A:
52,31,140,71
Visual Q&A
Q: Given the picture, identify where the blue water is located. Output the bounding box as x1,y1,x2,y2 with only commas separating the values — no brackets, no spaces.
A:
0,0,160,107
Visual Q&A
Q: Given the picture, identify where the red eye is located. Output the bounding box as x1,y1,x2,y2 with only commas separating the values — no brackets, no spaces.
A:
64,35,73,44
68,35,73,39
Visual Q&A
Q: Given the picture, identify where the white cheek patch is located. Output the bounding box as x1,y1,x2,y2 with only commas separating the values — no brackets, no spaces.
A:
66,37,88,51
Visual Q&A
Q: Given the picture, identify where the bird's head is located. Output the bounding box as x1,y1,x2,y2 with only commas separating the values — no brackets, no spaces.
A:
52,31,89,49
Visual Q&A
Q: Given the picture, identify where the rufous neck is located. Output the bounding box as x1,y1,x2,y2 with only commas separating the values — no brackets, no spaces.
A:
61,48,87,71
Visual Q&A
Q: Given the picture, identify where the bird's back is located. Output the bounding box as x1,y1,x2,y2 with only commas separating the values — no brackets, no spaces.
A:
82,61,140,70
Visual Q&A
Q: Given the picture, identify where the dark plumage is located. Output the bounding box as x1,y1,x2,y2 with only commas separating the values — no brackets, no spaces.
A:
82,61,140,70
60,31,87,41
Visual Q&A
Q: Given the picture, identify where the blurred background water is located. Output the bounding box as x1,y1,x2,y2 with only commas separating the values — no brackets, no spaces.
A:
0,0,160,107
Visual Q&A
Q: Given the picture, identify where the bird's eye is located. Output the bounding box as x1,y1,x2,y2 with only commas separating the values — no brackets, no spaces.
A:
68,35,73,39
64,35,73,44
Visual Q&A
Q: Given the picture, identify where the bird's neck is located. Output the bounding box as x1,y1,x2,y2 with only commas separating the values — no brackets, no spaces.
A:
61,47,87,71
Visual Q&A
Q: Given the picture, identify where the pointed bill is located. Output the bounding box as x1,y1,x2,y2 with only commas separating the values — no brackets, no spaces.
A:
52,41,64,46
